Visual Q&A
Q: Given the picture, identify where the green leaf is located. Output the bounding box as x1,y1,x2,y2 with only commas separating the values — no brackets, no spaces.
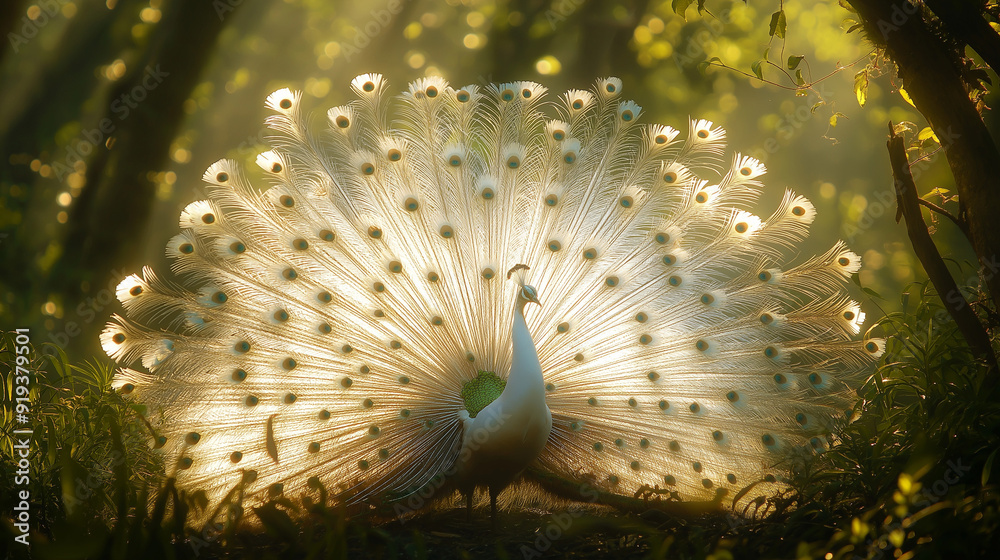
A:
829,112,847,127
918,126,939,143
672,0,693,18
863,286,884,300
854,70,869,107
769,10,787,39
984,448,998,486
698,56,723,74
795,69,805,86
787,55,804,70
751,60,763,80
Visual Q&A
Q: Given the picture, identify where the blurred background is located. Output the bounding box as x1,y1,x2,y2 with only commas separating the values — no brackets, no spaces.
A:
0,0,982,362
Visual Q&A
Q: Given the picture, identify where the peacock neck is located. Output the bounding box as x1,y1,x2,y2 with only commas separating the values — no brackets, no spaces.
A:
500,299,546,407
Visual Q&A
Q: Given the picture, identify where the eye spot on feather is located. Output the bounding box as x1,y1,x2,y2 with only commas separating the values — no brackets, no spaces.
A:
735,222,748,233
546,383,555,392
552,129,565,141
456,90,470,102
340,377,353,389
361,162,375,175
482,267,495,280
574,353,584,362
762,434,776,447
654,232,669,244
692,461,703,472
279,99,292,110
630,460,641,471
792,205,806,216
764,346,779,358
521,88,532,98
307,442,320,453
663,172,677,184
368,226,382,239
427,271,440,282
271,162,282,173
399,409,411,418
639,334,652,345
185,432,200,445
440,225,454,238
279,195,294,208
619,195,633,208
795,412,807,425
112,333,126,344
838,256,851,266
216,172,229,182
281,357,296,370
647,371,659,381
378,448,390,459
621,110,633,122
659,400,670,411
388,148,402,162
557,322,569,333
317,291,332,303
700,293,714,305
430,316,443,326
506,155,520,169
664,475,676,485
564,151,577,164
669,440,680,451
695,339,709,352
844,310,856,320
695,192,708,203
362,80,375,92
635,312,648,323
282,268,297,280
547,240,561,252
582,247,598,260
726,391,739,403
662,255,676,266
606,83,617,93
234,341,250,354
605,276,619,287
245,395,259,406
342,344,353,353
230,241,246,254
211,291,227,304
448,154,462,167
425,85,438,97
587,397,598,406
501,88,514,101
273,309,289,322
689,402,701,413
390,340,402,350
774,374,787,384
319,409,331,420
358,460,369,471
388,260,403,273
697,129,709,139
335,115,350,128
740,166,752,176
713,430,724,441
284,393,297,404
179,457,193,469
545,194,559,206
669,275,682,287
119,383,134,394
179,243,194,254
230,451,243,463
593,442,604,452
809,373,822,385
319,229,336,242
628,398,638,407
758,271,772,282
399,375,410,384
865,341,880,353
760,313,773,324
572,99,583,110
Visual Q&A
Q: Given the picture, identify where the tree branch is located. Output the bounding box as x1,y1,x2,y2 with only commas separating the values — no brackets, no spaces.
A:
887,122,997,373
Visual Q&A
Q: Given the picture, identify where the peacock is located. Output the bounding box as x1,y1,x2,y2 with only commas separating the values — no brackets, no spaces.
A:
101,74,884,523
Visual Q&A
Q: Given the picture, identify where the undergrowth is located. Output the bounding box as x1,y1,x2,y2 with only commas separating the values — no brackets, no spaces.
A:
2,280,998,559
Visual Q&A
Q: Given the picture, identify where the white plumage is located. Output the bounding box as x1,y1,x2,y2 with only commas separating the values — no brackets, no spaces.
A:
102,74,884,522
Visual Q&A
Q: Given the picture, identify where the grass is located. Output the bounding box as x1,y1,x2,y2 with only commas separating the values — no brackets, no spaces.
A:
2,279,998,559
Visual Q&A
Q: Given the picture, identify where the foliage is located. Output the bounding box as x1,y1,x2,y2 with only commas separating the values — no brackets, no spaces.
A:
3,279,998,558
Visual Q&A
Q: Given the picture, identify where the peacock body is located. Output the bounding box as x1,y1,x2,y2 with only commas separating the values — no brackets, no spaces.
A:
102,74,884,521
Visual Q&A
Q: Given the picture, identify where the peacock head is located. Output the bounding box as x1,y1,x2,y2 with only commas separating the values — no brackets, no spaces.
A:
507,264,541,309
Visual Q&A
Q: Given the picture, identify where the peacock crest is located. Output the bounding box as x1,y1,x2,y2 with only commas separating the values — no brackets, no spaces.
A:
101,73,884,522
